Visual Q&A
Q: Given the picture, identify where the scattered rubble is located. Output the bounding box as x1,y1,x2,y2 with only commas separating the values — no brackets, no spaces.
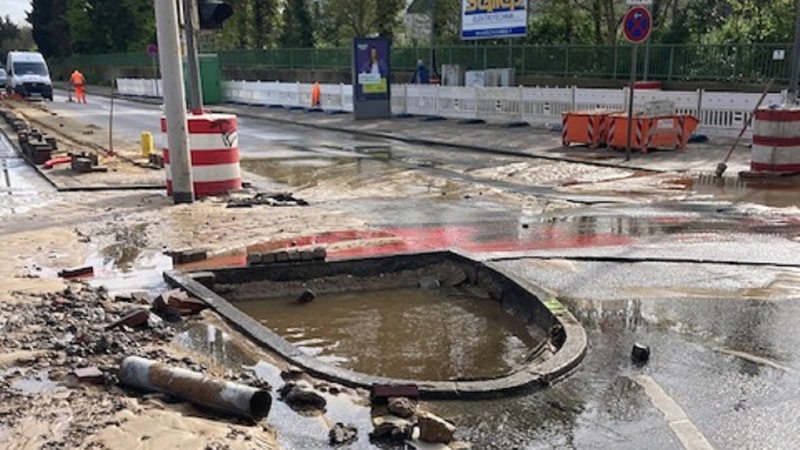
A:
368,393,463,447
57,265,95,278
0,282,280,447
295,288,316,304
387,396,417,418
278,382,327,414
417,412,457,444
328,422,358,446
227,191,309,208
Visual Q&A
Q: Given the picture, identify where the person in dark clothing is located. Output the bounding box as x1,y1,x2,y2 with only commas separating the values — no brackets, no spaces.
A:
411,59,430,84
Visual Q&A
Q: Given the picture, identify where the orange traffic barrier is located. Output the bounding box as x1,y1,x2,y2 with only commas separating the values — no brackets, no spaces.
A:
561,110,619,149
607,114,699,153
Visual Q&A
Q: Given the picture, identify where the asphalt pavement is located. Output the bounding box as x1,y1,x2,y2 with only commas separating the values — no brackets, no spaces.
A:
21,86,800,449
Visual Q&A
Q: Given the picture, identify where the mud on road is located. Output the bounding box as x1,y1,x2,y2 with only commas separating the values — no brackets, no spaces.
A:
0,96,718,449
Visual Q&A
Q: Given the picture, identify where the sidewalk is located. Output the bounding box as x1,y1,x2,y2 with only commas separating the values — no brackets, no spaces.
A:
75,83,754,177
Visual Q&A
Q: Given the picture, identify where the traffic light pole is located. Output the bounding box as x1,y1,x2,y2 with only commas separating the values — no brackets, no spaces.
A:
183,0,204,113
154,0,194,203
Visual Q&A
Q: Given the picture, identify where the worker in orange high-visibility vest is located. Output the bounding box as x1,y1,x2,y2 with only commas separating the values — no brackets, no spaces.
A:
311,81,321,108
70,68,86,103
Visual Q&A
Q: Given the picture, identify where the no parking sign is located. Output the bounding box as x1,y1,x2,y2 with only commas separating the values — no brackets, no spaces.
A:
623,6,652,44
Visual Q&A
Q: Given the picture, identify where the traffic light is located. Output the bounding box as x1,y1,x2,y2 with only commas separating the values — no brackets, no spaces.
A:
197,0,233,29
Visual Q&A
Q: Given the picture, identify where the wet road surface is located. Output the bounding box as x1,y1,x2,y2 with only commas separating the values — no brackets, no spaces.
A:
9,94,800,449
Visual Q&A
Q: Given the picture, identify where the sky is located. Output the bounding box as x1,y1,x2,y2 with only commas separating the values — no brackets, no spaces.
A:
0,0,28,25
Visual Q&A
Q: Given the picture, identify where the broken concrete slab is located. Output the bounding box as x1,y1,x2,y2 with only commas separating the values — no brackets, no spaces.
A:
169,248,208,265
387,397,417,419
105,309,150,330
417,412,456,444
57,266,94,278
73,366,105,385
371,384,420,402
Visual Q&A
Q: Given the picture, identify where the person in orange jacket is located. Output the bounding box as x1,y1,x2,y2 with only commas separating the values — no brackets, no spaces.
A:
69,68,86,103
311,81,321,108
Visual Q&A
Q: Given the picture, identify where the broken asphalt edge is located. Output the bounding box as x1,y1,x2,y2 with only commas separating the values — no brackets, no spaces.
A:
163,252,588,400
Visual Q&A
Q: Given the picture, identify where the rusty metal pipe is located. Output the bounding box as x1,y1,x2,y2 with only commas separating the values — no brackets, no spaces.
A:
119,356,271,420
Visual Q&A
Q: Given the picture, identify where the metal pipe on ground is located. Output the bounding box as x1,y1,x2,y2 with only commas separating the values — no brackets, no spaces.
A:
119,356,271,421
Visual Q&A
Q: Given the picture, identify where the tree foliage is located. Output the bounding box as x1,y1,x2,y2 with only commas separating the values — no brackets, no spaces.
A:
23,0,800,56
28,0,72,57
0,15,21,55
279,0,315,47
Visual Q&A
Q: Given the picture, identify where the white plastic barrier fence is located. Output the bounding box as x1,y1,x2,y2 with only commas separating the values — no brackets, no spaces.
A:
118,78,787,139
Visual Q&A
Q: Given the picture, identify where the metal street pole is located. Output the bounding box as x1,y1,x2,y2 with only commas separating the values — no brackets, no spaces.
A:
154,0,194,203
626,44,638,162
643,9,651,80
429,0,436,79
183,0,204,112
790,0,800,102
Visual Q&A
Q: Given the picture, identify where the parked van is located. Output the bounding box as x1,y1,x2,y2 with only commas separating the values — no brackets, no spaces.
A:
6,51,53,101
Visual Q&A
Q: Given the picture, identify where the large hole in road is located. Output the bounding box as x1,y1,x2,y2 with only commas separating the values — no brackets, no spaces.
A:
166,251,586,399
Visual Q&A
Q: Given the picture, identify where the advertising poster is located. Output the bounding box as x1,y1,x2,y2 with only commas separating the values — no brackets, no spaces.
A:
461,0,528,40
353,37,391,101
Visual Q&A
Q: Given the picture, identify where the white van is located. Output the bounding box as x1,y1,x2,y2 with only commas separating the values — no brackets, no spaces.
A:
6,51,53,101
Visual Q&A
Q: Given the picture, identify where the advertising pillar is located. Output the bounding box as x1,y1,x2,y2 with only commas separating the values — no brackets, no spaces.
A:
352,37,392,120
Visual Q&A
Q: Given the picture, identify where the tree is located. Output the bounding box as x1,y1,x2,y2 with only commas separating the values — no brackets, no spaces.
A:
0,15,20,55
253,0,278,49
310,0,340,46
279,0,315,47
326,0,375,40
28,0,72,57
374,0,404,41
77,0,154,53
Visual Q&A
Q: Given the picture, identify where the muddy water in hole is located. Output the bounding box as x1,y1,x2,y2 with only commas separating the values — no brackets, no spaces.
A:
235,287,538,381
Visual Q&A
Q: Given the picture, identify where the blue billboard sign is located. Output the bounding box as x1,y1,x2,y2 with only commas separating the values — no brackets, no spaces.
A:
461,0,528,40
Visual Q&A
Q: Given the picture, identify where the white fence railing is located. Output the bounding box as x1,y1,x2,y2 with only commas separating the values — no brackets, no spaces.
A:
116,78,787,138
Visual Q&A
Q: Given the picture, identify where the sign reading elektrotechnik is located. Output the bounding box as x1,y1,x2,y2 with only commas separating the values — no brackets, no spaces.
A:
461,0,528,40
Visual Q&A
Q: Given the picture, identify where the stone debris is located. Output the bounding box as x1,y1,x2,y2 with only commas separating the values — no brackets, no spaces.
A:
631,343,651,365
416,412,456,444
329,422,358,446
72,366,105,385
227,192,309,208
247,246,327,266
295,289,316,304
168,248,208,265
369,396,462,446
387,396,417,419
418,276,441,290
278,382,327,413
105,308,150,330
370,415,414,442
57,265,94,279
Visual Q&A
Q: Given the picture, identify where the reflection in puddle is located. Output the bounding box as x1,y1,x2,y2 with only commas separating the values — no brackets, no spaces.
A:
11,370,61,394
234,286,535,381
694,174,800,208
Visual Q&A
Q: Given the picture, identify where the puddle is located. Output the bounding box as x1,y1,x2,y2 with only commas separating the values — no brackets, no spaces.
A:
11,370,61,394
694,174,800,208
234,286,535,381
177,323,377,450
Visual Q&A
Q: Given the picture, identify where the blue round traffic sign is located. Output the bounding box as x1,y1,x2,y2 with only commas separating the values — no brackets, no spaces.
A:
623,6,652,44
